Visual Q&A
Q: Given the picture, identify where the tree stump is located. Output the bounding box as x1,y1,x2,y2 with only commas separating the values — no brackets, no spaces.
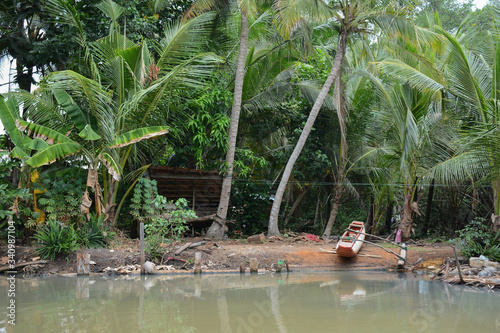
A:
239,262,246,274
194,252,202,274
77,253,90,275
247,233,265,244
276,259,284,273
250,258,259,273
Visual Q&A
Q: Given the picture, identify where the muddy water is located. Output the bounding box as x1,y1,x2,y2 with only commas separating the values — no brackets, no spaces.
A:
1,272,499,333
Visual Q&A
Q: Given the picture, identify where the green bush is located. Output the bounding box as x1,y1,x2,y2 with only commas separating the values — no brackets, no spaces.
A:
33,219,79,260
131,179,196,260
454,218,500,261
144,198,196,260
36,168,87,225
77,214,115,248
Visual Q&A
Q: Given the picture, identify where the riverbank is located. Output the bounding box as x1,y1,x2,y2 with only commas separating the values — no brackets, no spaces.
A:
0,234,456,276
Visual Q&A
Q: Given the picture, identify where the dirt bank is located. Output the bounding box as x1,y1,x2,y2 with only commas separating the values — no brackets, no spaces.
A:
0,235,454,276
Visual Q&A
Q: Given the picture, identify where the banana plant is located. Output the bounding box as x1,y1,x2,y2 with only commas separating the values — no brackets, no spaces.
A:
2,0,220,227
15,116,168,221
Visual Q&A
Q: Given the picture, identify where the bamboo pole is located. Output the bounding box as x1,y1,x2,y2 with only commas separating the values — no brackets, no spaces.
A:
340,237,406,261
347,228,405,249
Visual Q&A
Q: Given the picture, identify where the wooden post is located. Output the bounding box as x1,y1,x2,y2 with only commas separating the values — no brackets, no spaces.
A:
284,259,290,272
194,252,202,274
250,258,258,273
77,253,90,275
239,262,246,274
276,259,284,273
397,243,407,269
453,246,464,284
140,222,145,275
444,257,450,279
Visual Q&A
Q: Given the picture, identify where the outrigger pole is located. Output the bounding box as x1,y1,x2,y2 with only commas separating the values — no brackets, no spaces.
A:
347,228,406,249
339,236,406,261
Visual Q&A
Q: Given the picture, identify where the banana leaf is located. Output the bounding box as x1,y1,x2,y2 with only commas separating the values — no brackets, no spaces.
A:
107,126,169,148
53,89,92,132
26,142,83,167
0,98,31,149
79,124,101,141
98,152,121,181
17,119,74,144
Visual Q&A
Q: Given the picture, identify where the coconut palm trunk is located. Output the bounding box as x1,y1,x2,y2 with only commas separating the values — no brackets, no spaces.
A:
268,31,347,236
206,9,249,238
323,75,347,239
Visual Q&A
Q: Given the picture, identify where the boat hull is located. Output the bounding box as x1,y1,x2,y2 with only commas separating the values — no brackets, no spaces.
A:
336,221,365,258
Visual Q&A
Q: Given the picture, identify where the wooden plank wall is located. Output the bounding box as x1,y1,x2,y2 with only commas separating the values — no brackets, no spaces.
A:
149,166,222,216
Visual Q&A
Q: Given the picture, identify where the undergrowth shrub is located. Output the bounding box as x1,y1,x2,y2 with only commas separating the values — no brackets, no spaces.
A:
454,218,500,261
77,214,115,248
33,219,78,260
131,178,196,260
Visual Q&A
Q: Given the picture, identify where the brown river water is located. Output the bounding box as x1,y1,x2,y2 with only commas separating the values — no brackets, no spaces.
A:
1,271,499,332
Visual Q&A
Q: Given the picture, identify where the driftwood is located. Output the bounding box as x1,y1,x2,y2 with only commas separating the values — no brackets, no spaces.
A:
175,242,192,255
444,276,500,289
0,260,48,273
431,258,450,280
247,233,265,244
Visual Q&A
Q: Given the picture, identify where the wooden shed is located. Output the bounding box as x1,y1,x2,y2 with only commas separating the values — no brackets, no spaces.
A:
149,166,223,217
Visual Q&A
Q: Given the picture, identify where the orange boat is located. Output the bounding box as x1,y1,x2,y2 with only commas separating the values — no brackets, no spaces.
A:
336,221,365,258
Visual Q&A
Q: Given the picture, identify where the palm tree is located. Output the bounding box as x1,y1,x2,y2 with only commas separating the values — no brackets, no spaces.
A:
267,0,414,236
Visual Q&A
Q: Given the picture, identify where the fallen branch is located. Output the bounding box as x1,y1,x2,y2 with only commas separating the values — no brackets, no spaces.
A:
175,242,192,255
431,258,449,280
174,241,206,255
0,260,49,273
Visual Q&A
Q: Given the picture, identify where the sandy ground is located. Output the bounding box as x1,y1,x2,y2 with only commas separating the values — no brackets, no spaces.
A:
0,235,455,276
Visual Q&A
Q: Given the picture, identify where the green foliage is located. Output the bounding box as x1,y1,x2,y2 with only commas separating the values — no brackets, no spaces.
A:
454,218,500,261
131,178,196,259
36,168,87,224
77,213,115,249
233,148,268,179
130,178,160,223
186,73,232,169
33,219,79,261
230,181,272,236
144,198,196,260
0,158,29,221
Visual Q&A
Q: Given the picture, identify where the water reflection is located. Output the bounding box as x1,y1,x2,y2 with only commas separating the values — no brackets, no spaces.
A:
1,272,499,332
